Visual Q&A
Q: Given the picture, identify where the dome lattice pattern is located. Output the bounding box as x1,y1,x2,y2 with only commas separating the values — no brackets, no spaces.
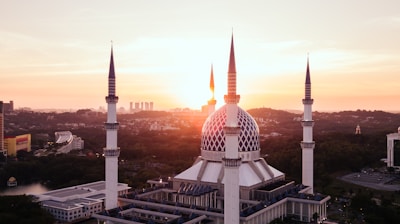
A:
201,105,260,152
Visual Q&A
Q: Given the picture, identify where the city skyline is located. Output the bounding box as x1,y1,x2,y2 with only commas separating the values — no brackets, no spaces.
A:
1,1,400,112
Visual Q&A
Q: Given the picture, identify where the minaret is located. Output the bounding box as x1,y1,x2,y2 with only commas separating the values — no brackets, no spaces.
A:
222,34,241,224
207,64,217,115
104,44,120,210
301,55,315,194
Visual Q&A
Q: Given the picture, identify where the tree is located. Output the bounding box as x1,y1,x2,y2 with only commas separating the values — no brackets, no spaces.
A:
0,195,54,224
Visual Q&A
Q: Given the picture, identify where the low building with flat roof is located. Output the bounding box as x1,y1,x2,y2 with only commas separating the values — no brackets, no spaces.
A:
34,181,130,223
4,134,31,157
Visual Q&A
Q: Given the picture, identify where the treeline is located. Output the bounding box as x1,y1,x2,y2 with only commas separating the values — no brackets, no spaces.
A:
1,125,388,191
0,195,54,224
0,128,200,190
261,131,387,190
0,155,104,190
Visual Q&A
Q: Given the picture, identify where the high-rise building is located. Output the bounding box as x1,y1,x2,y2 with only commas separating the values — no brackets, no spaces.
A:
104,44,120,210
0,101,4,156
130,102,133,113
1,100,14,113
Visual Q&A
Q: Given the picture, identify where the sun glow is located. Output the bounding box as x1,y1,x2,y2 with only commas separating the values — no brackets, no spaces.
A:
116,37,233,110
2,1,400,111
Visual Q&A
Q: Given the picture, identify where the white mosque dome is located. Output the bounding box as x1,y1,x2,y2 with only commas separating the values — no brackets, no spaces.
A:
201,104,260,160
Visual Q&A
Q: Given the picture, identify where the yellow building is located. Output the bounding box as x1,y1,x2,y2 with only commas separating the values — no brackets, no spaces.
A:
4,134,31,156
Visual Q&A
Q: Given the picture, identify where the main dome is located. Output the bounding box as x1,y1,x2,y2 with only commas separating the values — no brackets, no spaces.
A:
201,105,260,153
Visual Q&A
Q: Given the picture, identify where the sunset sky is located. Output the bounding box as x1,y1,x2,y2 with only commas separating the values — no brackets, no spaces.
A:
1,0,400,112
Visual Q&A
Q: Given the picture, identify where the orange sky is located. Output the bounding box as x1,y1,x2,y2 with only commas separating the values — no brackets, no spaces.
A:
1,1,400,112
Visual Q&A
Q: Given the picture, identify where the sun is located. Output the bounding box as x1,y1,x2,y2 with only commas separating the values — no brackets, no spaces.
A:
174,76,211,110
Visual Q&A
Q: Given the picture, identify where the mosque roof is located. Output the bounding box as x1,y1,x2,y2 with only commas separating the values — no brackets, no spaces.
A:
174,159,284,187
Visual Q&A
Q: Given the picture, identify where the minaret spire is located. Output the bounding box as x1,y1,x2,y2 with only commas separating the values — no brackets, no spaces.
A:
104,43,120,210
210,64,215,100
305,54,311,100
108,44,116,96
207,64,216,115
301,54,315,194
228,34,236,74
224,33,240,104
223,33,241,224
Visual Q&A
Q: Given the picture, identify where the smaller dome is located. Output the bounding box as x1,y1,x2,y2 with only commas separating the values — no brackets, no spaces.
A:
8,177,16,182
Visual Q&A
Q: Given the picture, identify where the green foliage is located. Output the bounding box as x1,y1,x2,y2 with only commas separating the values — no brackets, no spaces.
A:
0,155,104,190
0,195,54,224
349,192,400,223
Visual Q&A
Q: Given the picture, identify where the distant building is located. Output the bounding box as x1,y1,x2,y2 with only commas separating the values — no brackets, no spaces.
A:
4,134,31,156
1,100,14,113
387,127,400,168
132,101,154,112
355,124,361,135
0,101,4,156
149,122,179,131
7,176,17,187
54,131,84,154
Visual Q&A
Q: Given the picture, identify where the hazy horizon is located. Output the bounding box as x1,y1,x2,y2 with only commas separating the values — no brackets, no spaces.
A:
1,1,400,112
9,104,400,115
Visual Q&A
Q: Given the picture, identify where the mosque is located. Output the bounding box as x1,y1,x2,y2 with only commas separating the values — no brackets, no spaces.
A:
89,34,331,224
